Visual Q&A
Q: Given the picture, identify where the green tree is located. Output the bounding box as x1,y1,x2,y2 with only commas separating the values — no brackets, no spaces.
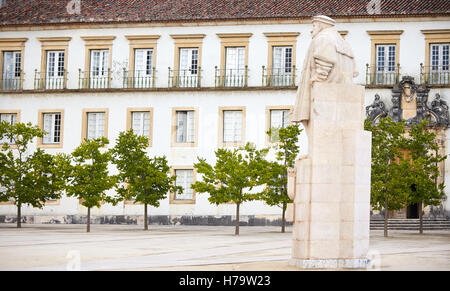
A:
65,137,117,232
365,117,411,237
405,119,446,234
111,130,181,230
261,124,302,233
192,142,268,236
0,121,67,228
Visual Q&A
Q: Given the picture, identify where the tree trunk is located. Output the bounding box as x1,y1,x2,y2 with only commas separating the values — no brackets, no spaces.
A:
144,203,148,231
235,202,240,236
419,202,423,234
384,198,388,237
87,207,91,233
281,202,286,233
17,202,21,229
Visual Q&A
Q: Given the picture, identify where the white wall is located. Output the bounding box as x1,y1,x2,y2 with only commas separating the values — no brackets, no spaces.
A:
1,18,449,218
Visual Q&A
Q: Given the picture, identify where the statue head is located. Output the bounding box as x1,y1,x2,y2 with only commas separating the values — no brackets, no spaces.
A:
311,15,335,38
403,82,412,98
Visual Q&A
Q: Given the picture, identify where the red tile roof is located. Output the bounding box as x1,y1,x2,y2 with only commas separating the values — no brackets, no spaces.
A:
0,0,449,27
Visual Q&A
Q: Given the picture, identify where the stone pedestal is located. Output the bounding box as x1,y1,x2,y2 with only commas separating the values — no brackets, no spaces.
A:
288,83,371,269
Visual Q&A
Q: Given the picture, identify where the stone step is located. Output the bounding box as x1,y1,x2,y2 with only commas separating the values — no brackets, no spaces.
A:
370,219,450,230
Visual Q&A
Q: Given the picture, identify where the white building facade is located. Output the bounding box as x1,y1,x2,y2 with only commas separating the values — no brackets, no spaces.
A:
0,1,449,224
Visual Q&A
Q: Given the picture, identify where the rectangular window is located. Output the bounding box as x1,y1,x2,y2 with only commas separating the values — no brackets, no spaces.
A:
175,169,194,200
176,111,195,143
2,51,21,90
86,112,106,139
272,46,293,86
89,49,109,88
131,111,150,138
269,109,290,142
223,110,243,143
0,113,17,144
46,51,65,89
225,47,245,87
42,113,62,144
429,43,450,84
375,44,396,85
178,48,199,87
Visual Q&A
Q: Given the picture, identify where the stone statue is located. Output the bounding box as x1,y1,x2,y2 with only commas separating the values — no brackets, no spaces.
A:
431,93,450,127
366,94,388,123
292,15,359,126
288,15,371,269
400,77,418,120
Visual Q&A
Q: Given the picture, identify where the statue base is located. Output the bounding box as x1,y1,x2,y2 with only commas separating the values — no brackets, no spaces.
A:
289,83,372,269
289,258,370,269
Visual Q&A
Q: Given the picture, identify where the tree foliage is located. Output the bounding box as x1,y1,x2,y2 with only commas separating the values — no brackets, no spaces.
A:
0,121,67,228
192,142,269,235
65,137,117,232
261,124,302,232
111,130,181,230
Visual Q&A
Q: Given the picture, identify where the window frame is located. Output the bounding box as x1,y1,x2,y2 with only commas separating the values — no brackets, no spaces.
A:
0,38,27,91
217,33,252,81
81,36,115,89
126,107,153,147
264,32,299,81
218,106,246,147
0,110,20,146
37,109,64,149
125,35,160,87
421,29,450,86
171,107,199,147
367,30,403,86
169,166,197,204
265,106,293,145
38,37,71,90
81,108,109,142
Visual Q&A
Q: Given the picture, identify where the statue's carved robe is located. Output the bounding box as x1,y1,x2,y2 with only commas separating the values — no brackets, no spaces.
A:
292,27,359,122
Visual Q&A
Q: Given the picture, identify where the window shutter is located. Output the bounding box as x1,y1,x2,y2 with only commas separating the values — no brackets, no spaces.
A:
186,111,195,143
43,113,53,144
176,111,187,143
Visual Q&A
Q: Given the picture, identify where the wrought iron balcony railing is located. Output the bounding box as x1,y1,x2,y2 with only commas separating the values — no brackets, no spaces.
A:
168,67,202,88
34,70,67,90
366,64,401,86
1,72,23,91
420,64,450,86
262,66,296,87
215,66,248,88
123,69,156,89
78,69,111,89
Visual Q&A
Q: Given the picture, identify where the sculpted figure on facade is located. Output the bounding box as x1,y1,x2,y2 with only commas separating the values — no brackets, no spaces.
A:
366,94,388,123
292,15,359,128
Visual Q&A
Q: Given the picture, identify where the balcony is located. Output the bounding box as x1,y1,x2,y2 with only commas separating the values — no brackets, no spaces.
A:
122,69,156,89
168,67,202,88
215,66,248,88
262,66,296,87
34,70,67,90
1,72,23,91
366,64,401,87
420,64,449,86
78,69,111,89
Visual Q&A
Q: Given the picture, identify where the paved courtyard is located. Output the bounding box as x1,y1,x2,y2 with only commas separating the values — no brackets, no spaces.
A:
0,224,449,271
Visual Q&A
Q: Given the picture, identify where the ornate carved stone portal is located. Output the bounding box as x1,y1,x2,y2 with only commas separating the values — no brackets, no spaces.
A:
367,76,450,128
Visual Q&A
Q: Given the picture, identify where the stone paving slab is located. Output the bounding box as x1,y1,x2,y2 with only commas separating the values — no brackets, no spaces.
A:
0,224,449,271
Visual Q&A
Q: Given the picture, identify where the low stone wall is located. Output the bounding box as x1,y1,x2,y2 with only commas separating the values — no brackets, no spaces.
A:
0,215,292,226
